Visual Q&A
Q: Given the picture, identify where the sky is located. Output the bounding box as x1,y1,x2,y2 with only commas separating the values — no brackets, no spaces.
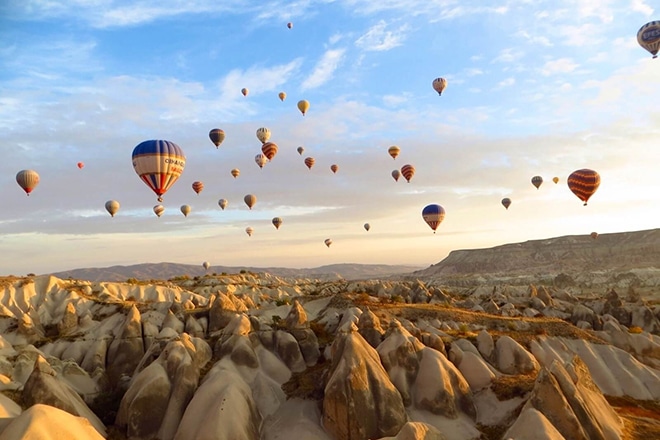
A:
1,0,659,276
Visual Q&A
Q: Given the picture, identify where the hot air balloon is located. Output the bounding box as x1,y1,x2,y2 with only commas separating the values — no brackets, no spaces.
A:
401,164,415,183
432,77,447,95
153,205,165,217
231,168,240,178
422,204,446,233
297,99,309,116
272,217,283,230
304,157,315,170
256,127,271,144
297,146,305,155
16,170,40,195
77,162,84,169
255,153,268,169
637,21,660,58
501,198,511,210
245,227,254,237
180,205,191,217
132,140,186,202
531,176,543,189
391,169,401,182
279,92,286,101
202,261,210,270
192,181,204,194
241,88,249,96
261,142,278,161
287,22,293,29
105,200,120,217
553,176,559,184
218,198,228,210
244,194,256,209
324,238,332,248
568,169,600,206
209,129,225,148
590,232,599,240
364,223,371,232
330,164,338,174
388,146,400,159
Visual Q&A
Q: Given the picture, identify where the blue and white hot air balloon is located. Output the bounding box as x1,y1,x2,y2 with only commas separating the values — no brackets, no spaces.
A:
132,140,186,202
422,204,446,233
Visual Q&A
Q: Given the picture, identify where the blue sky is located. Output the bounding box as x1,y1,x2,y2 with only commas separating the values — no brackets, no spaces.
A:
1,0,659,275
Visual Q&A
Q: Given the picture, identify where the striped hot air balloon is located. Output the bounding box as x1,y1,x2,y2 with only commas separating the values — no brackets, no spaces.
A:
432,77,447,95
637,21,660,58
16,169,40,195
192,181,204,194
422,204,446,233
568,169,600,206
153,204,165,217
209,129,225,147
256,127,271,144
231,168,240,178
401,164,415,183
324,238,332,248
261,142,278,161
255,154,268,169
304,157,315,170
132,140,186,202
388,146,400,159
245,227,254,236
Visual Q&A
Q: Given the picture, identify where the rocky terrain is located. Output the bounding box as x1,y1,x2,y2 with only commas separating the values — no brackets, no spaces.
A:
0,267,657,439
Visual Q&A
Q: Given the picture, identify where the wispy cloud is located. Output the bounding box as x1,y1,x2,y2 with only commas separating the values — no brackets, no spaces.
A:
355,20,408,51
217,58,303,100
491,48,524,64
540,58,579,76
496,77,515,88
301,48,345,90
631,0,654,15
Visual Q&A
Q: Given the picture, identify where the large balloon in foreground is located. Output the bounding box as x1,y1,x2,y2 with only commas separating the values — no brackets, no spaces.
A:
567,168,600,206
105,200,120,217
279,92,286,101
324,238,332,248
132,140,186,202
256,127,271,144
330,164,338,174
209,129,225,147
391,169,401,182
231,168,240,178
553,176,559,184
192,181,204,195
297,146,305,155
153,205,165,217
304,157,315,170
241,88,249,96
245,227,254,237
637,21,660,58
272,217,283,230
261,142,278,161
432,77,447,95
297,99,309,116
16,169,40,195
388,146,400,159
401,164,415,183
77,162,84,169
255,153,268,169
244,194,257,209
531,176,543,189
590,231,599,240
202,261,210,270
218,198,228,210
501,198,511,210
422,204,446,233
364,223,370,231
180,204,191,217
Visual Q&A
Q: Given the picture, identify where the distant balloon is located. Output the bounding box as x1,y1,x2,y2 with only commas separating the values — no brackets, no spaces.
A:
261,142,278,161
330,164,339,174
324,238,332,248
531,176,543,189
218,198,228,210
241,88,249,96
105,200,120,217
279,92,287,101
202,261,210,270
364,223,371,232
297,99,310,116
244,194,257,209
132,140,186,202
553,176,559,184
255,153,268,169
422,204,446,233
231,168,240,178
637,21,660,58
297,146,305,155
567,168,600,206
590,232,599,240
180,204,191,217
192,181,204,195
432,77,447,96
388,146,400,159
287,22,293,29
77,162,84,169
501,198,511,210
209,129,225,148
153,205,165,217
400,164,415,183
16,169,40,195
256,127,271,144
272,217,283,230
391,169,401,182
245,227,254,237
304,157,315,170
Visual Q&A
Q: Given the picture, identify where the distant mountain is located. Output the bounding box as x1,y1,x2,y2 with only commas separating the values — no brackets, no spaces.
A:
49,262,424,282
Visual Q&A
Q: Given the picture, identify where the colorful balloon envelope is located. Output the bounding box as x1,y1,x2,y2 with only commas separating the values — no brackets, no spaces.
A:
245,227,254,237
637,21,660,58
553,176,559,184
261,142,278,161
287,22,293,29
132,140,186,202
388,146,400,159
209,129,225,147
590,232,599,240
422,204,446,233
400,164,415,183
244,194,256,209
567,169,600,206
364,223,370,232
501,198,511,210
105,200,120,217
231,168,240,178
324,238,332,248
16,169,40,195
391,169,401,182
297,146,305,155
77,162,84,169
330,164,339,174
255,153,268,169
531,176,543,189
218,198,228,210
153,205,165,217
256,127,271,144
304,157,315,170
192,181,204,194
241,88,249,96
180,204,191,217
432,77,447,95
272,217,283,230
297,99,310,116
279,92,286,101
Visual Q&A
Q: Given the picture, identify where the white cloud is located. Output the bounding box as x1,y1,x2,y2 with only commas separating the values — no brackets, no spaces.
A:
301,48,346,90
540,58,579,76
217,58,302,100
492,48,524,64
514,30,552,47
355,20,408,51
631,0,654,15
464,68,484,77
496,77,515,88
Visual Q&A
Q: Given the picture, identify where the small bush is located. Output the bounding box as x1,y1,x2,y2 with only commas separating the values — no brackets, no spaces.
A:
125,278,139,285
391,295,405,304
240,269,247,274
275,298,291,307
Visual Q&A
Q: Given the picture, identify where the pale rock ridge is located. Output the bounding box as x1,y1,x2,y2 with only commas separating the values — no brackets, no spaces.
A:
358,307,385,348
0,404,104,440
106,304,144,386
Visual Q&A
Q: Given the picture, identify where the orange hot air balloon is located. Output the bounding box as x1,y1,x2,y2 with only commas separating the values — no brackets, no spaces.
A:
304,157,315,170
531,176,543,189
241,88,249,96
279,92,286,101
330,164,338,174
231,168,240,178
391,169,401,182
261,142,278,161
153,204,165,217
244,194,257,209
388,146,400,159
590,231,599,240
568,169,600,206
297,99,309,116
16,169,40,195
400,164,415,183
432,77,447,95
192,181,204,194
501,198,511,210
77,162,84,169
324,238,332,248
209,129,225,147
245,227,254,237
552,176,559,184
